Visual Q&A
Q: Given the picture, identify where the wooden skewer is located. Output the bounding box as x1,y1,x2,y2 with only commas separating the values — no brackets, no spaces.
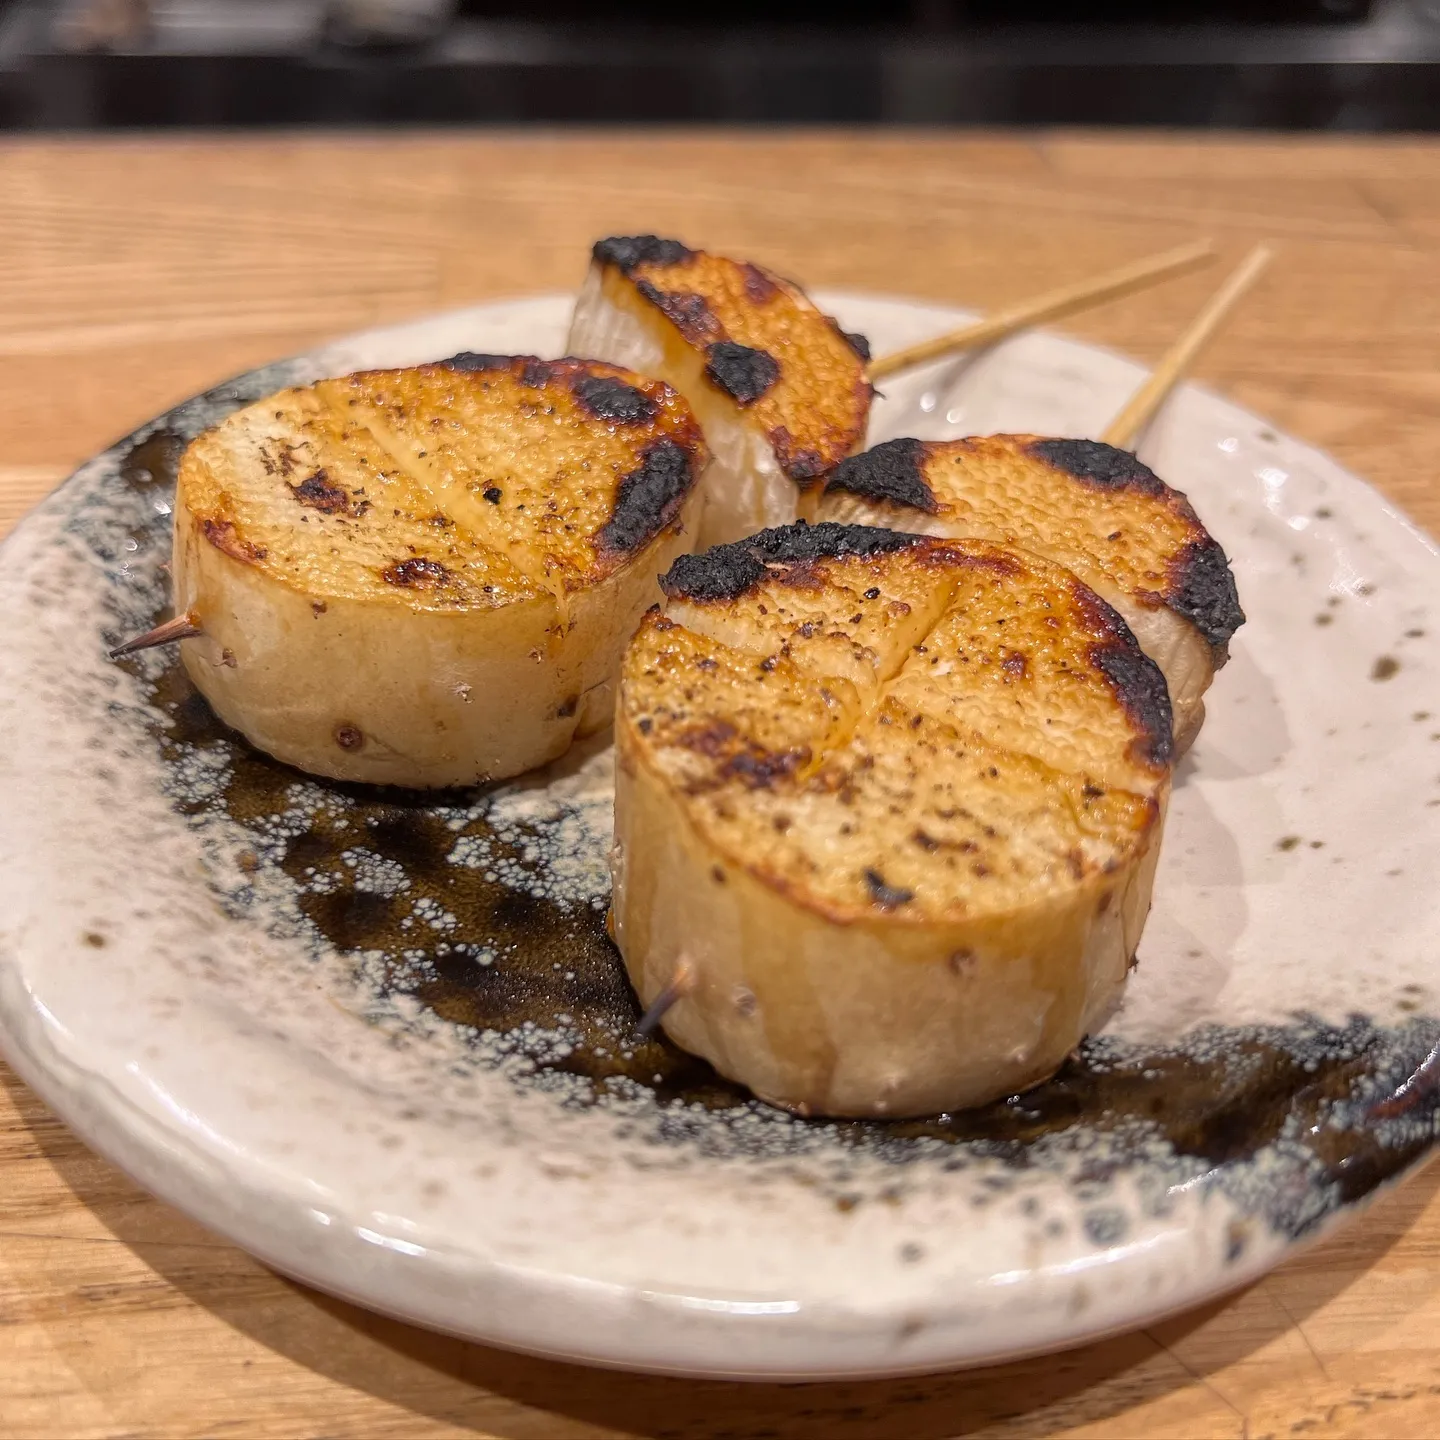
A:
108,611,202,659
635,957,696,1039
1100,244,1273,451
865,238,1217,384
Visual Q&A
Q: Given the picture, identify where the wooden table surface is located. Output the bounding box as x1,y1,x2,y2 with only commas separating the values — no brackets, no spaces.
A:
2,130,1440,1440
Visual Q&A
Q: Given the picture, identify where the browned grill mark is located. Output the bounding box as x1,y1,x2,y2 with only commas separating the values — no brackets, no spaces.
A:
668,715,810,791
382,557,450,589
721,745,810,789
676,718,738,757
741,262,780,304
200,518,267,564
289,468,368,517
935,547,1023,579
635,282,720,343
258,441,307,479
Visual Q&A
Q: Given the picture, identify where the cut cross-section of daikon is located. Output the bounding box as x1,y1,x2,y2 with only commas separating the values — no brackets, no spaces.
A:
171,354,708,787
613,522,1173,1118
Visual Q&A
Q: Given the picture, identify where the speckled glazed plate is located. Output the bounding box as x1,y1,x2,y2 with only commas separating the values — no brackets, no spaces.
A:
1,294,1438,1381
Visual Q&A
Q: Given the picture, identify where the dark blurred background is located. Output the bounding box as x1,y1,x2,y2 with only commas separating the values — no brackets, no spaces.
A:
1,0,1438,129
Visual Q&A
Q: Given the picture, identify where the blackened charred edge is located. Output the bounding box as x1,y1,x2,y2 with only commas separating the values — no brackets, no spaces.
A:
824,316,871,362
790,452,827,482
521,359,560,388
597,438,697,556
634,281,717,342
1090,634,1175,769
1029,435,1244,655
773,435,827,483
572,374,658,424
660,521,926,604
769,426,832,486
593,235,695,272
442,352,513,373
382,557,450,589
1029,438,1167,497
704,342,781,406
1168,537,1246,655
440,354,669,418
826,438,938,514
437,353,562,387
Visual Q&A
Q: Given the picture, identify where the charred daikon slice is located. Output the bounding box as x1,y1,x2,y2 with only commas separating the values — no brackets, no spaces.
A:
820,436,1244,750
567,235,871,547
167,354,707,787
613,522,1173,1118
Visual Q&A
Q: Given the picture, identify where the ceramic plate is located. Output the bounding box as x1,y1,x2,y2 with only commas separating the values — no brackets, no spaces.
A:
1,294,1438,1381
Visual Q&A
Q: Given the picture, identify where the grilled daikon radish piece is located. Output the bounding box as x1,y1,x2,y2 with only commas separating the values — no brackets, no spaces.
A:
613,522,1173,1119
819,436,1243,752
171,354,707,788
566,235,871,549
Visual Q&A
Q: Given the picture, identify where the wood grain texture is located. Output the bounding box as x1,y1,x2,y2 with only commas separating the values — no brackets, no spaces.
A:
2,131,1440,1440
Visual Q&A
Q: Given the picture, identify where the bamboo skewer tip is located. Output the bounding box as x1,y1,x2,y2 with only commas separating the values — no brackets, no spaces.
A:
635,958,697,1039
108,611,202,660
